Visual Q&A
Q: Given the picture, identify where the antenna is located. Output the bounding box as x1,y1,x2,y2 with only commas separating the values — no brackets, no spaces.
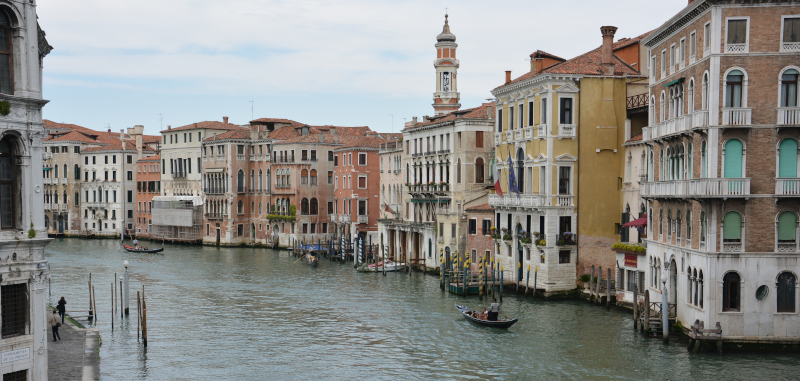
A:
157,114,163,130
249,100,254,121
390,114,393,134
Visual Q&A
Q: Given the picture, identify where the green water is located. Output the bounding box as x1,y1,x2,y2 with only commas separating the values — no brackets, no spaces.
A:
45,238,800,380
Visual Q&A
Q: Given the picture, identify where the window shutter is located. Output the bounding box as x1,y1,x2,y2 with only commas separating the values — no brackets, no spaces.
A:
778,212,797,241
722,212,742,240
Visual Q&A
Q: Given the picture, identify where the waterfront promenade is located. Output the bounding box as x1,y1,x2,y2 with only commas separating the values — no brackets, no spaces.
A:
47,310,100,381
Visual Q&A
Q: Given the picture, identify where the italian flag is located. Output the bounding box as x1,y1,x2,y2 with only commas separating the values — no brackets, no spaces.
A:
494,155,503,197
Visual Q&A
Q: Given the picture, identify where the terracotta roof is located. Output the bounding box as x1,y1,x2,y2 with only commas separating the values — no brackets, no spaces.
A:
529,50,565,61
249,118,303,127
268,125,300,140
138,154,160,162
44,130,99,144
613,30,652,50
335,136,388,150
161,121,245,133
82,140,138,152
203,129,252,142
406,102,495,130
626,133,643,143
142,135,161,144
466,202,493,212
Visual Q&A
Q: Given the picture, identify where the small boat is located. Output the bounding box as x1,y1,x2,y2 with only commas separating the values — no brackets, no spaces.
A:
455,304,518,329
120,243,164,254
306,255,318,267
356,260,406,272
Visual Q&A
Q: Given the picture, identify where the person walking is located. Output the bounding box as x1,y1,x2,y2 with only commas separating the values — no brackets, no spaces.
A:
489,298,500,321
57,297,67,324
48,310,61,341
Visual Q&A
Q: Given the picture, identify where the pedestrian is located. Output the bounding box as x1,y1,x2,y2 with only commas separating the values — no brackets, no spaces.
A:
57,297,67,323
489,298,500,321
48,310,61,341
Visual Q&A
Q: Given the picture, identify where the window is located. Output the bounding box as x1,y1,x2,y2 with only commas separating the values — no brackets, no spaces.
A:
727,19,748,45
300,198,309,215
1,283,28,338
723,272,741,312
497,109,503,132
327,201,333,214
237,170,244,193
358,176,366,188
704,22,710,49
0,137,16,229
528,100,534,126
237,224,243,236
482,220,491,235
451,223,456,238
690,31,696,59
301,149,308,160
310,198,318,215
468,219,476,235
780,69,798,107
558,166,570,195
559,98,573,124
777,272,797,313
127,155,132,164
0,10,14,93
328,151,334,161
456,158,461,183
679,38,686,66
358,153,366,166
725,70,744,108
509,106,515,130
237,200,244,214
779,139,798,178
457,132,462,148
777,211,798,249
475,158,484,183
723,139,743,178
475,131,483,148
723,211,742,247
661,50,666,77
358,200,366,216
541,98,547,125
558,250,570,264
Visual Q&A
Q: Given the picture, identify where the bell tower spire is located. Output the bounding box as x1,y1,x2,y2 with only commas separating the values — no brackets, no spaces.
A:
433,13,460,116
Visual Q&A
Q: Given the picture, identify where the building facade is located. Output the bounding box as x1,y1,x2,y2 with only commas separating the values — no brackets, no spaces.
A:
379,139,403,220
0,2,52,379
135,155,161,238
640,0,800,342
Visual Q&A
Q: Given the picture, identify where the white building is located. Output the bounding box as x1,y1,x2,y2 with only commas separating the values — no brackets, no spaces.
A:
0,1,53,379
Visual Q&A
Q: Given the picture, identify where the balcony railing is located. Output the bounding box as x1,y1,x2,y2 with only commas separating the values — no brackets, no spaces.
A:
640,180,689,197
726,43,747,53
204,213,227,220
782,42,800,52
275,155,295,163
556,195,574,206
505,130,513,142
692,110,709,128
626,93,648,109
339,214,350,223
722,242,742,252
689,178,750,197
722,108,752,126
330,214,337,222
42,152,52,160
203,188,226,195
777,107,800,125
488,194,547,208
776,178,800,196
778,242,798,252
558,124,576,138
537,124,546,138
61,178,68,185
43,178,54,185
357,215,368,224
523,126,533,140
236,154,246,161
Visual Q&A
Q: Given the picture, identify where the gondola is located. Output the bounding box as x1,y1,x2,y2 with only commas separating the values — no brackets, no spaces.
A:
306,254,318,267
455,304,518,329
120,243,164,253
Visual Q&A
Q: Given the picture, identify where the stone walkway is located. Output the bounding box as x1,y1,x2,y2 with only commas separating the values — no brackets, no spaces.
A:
47,312,100,381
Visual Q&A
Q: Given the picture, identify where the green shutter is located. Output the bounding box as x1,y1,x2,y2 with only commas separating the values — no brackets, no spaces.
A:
779,139,798,178
724,140,743,178
778,212,797,241
723,212,742,240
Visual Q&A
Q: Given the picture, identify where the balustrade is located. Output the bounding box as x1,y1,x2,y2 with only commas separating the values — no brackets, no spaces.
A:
357,215,369,224
722,242,742,252
523,126,533,140
722,108,752,126
776,178,800,196
777,107,800,125
505,130,513,142
537,124,546,138
558,124,575,138
692,109,709,128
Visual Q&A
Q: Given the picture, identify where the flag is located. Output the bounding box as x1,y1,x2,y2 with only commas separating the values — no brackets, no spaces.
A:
494,154,503,197
508,154,519,197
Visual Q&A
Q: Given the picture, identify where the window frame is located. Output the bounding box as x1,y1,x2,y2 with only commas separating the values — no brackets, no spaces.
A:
724,17,750,53
781,15,800,52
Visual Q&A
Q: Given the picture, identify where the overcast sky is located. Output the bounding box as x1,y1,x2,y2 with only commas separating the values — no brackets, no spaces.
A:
38,0,687,136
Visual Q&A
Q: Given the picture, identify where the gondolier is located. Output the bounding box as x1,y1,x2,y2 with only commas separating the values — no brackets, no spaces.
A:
489,299,500,321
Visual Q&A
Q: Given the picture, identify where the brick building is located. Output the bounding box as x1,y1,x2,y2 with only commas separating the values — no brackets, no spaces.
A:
135,155,161,238
640,0,800,343
464,203,495,271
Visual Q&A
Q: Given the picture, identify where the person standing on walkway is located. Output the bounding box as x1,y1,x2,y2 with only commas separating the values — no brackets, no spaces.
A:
48,310,61,341
57,297,67,323
489,299,500,321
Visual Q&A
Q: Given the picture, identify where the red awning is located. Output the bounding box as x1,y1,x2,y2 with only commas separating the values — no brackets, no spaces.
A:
623,213,647,228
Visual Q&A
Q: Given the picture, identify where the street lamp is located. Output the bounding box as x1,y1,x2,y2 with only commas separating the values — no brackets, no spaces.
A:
661,271,668,343
123,260,130,315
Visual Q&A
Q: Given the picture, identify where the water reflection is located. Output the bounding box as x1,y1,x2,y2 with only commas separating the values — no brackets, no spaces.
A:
45,238,800,380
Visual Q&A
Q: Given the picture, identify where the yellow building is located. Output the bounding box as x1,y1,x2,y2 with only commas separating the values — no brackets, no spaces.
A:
489,26,649,293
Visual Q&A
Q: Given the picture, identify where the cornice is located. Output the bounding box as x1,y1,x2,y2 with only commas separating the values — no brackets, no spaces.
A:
643,1,711,47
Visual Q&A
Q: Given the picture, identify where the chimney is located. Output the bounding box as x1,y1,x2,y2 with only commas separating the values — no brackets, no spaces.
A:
120,129,124,140
600,26,618,76
107,128,111,133
167,125,171,130
332,128,338,144
223,116,229,124
505,70,511,84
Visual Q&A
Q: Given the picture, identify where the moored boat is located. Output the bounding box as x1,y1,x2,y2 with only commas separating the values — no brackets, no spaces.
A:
455,304,517,329
356,260,406,272
120,243,164,253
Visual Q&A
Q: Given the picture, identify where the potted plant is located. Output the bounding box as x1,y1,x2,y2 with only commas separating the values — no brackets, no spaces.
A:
579,273,591,289
501,228,511,242
612,242,646,255
557,232,576,246
519,230,532,246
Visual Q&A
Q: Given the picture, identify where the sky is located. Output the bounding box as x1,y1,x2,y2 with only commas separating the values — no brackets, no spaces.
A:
38,0,688,136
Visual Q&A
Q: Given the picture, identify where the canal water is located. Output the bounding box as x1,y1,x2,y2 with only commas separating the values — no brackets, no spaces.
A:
45,239,800,380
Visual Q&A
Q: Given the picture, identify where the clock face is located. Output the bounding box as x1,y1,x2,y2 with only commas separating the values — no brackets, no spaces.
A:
442,72,450,92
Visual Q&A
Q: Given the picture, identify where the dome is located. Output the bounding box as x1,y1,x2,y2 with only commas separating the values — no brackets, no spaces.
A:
436,14,456,42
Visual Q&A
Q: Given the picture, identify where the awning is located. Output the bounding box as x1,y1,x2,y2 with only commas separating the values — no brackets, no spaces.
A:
411,198,450,203
663,78,685,87
205,168,225,173
43,167,52,170
623,213,647,228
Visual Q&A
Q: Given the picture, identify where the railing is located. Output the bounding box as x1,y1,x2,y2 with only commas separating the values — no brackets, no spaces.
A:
514,129,523,141
776,178,800,196
777,107,800,125
44,204,51,211
523,126,533,140
357,215,368,224
330,214,337,222
726,43,747,53
642,126,653,141
275,155,295,163
216,154,225,161
173,171,187,179
537,124,546,138
626,93,648,109
556,195,574,206
236,154,246,161
686,238,691,247
777,242,798,252
437,149,450,154
558,124,576,138
782,42,800,52
505,130,513,142
722,108,752,126
640,180,689,197
722,242,742,252
412,153,423,158
700,241,706,251
339,214,350,223
203,188,226,195
648,302,677,319
692,109,709,127
488,194,547,207
204,213,227,219
42,152,52,160
689,178,750,197
43,178,54,185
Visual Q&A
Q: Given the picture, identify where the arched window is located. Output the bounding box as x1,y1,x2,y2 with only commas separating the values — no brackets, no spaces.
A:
0,10,13,94
659,208,663,237
724,139,743,178
688,78,695,114
723,272,741,312
310,169,317,186
649,96,656,126
780,68,798,107
250,170,254,191
725,69,744,108
74,164,80,180
777,272,796,313
700,140,707,178
686,209,692,244
237,170,244,193
310,198,318,215
778,138,798,179
676,210,682,241
723,211,743,251
475,158,484,183
301,169,309,185
301,198,309,215
660,92,666,122
698,270,704,308
687,144,693,179
700,210,707,245
237,200,243,214
456,158,461,183
258,170,263,191
777,211,798,251
701,72,709,110
693,268,698,306
0,136,18,228
667,209,673,238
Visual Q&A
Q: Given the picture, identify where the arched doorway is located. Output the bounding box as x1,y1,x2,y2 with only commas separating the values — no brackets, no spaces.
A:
516,223,524,282
670,259,678,314
251,223,256,241
98,219,103,232
516,149,525,193
44,215,49,231
215,223,221,246
57,215,64,233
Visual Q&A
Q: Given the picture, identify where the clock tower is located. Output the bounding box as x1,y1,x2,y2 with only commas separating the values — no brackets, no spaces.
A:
433,14,460,115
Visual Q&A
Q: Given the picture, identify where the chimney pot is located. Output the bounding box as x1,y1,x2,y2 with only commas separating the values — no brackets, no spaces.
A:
167,125,171,130
223,116,229,124
600,26,618,75
505,70,512,84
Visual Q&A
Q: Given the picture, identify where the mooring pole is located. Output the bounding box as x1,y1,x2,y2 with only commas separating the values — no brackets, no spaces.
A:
499,265,504,302
607,268,612,310
662,273,669,344
533,266,538,299
526,265,531,297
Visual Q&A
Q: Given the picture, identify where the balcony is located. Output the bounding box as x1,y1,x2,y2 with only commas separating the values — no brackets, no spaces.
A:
556,195,574,206
777,107,800,126
688,178,750,197
514,129,523,142
339,214,350,223
778,242,798,252
275,155,295,163
721,108,752,126
537,124,546,138
523,126,533,140
488,194,547,208
558,124,575,139
437,149,450,154
357,215,368,224
42,152,52,160
203,187,226,195
205,213,227,220
640,180,689,198
236,154,246,161
61,178,68,185
43,178,54,185
722,241,742,252
776,178,800,196
495,132,502,143
216,154,225,161
505,130,513,142
330,214,337,222
44,204,51,211
782,42,800,52
692,110,709,128
725,43,747,53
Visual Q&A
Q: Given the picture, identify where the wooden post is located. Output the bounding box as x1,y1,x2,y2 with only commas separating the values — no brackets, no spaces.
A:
694,321,704,353
136,291,140,341
595,266,603,305
142,285,147,347
606,268,612,310
633,280,639,330
120,280,123,319
88,273,93,320
589,265,595,302
533,266,538,299
644,290,650,335
500,266,504,302
715,322,723,355
92,285,97,322
516,262,520,294
111,283,114,329
525,265,530,297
